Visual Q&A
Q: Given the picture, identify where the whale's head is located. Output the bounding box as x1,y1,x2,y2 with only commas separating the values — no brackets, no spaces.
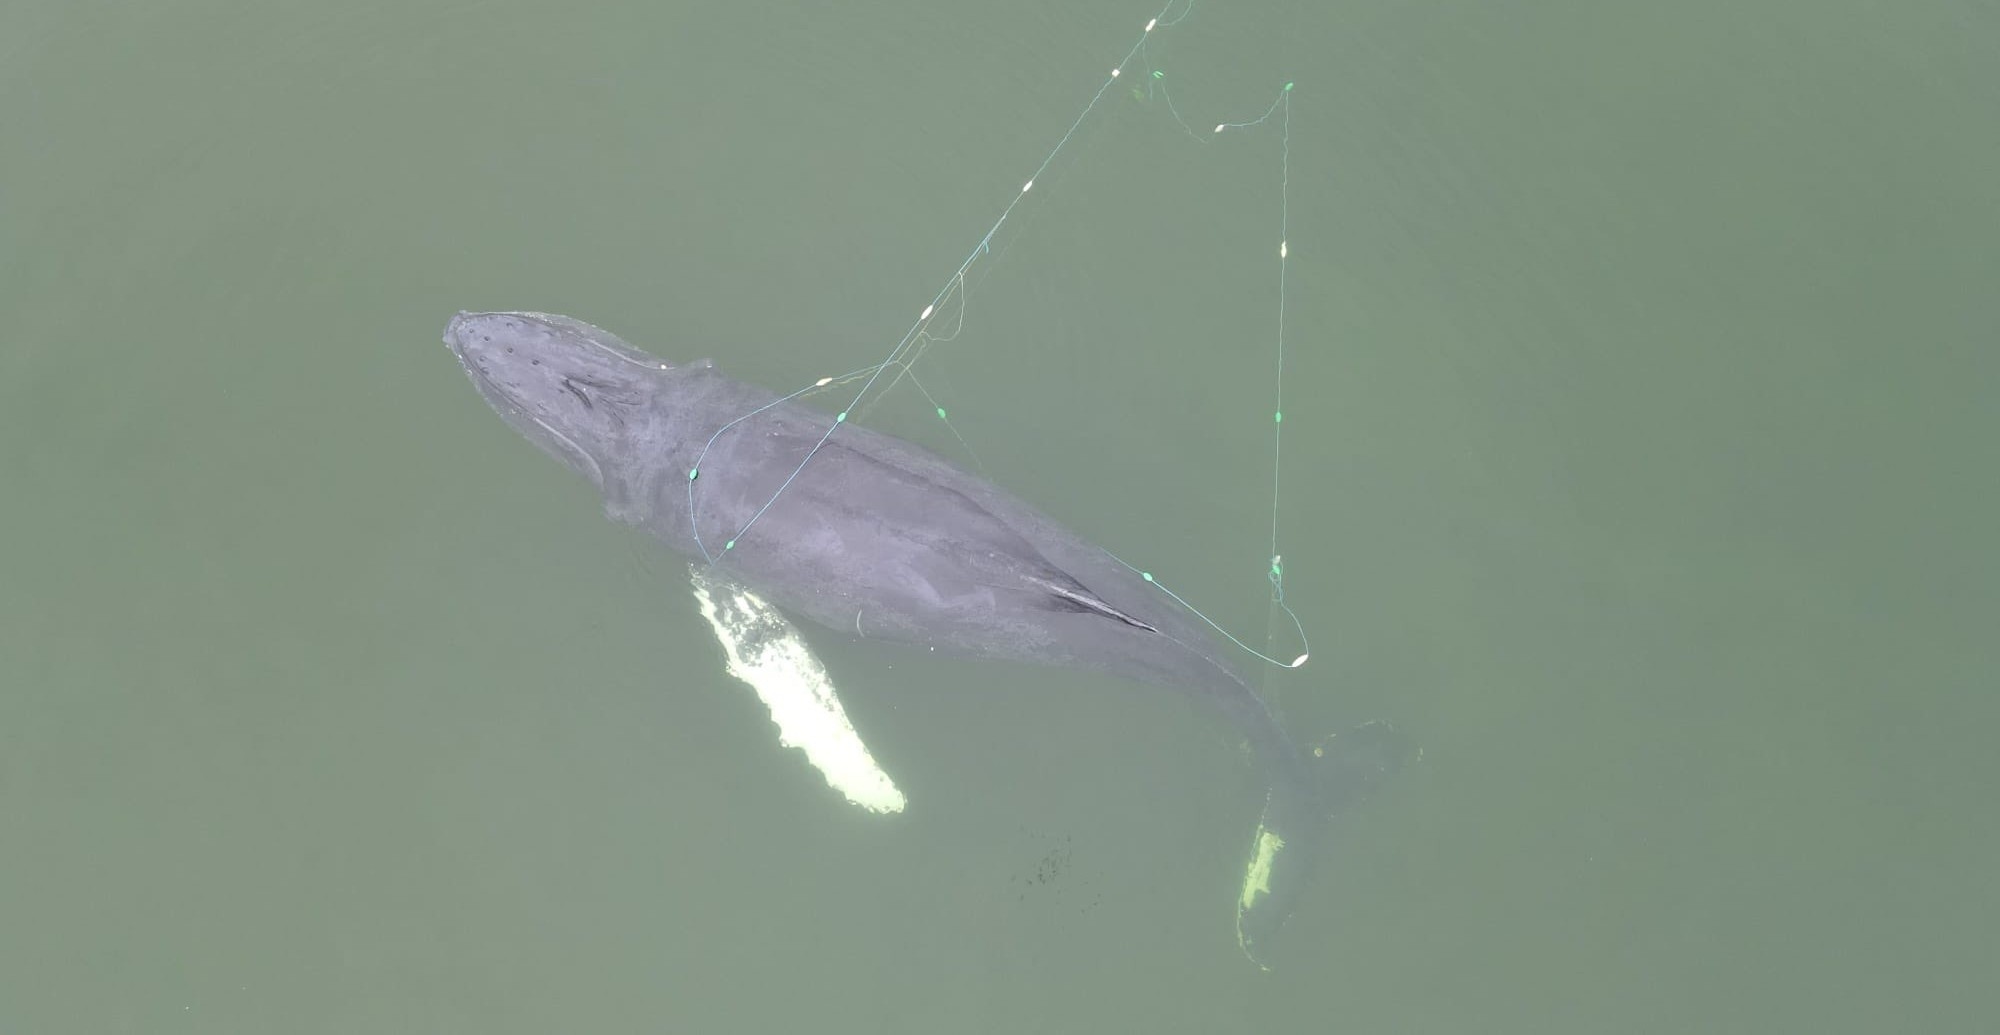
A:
444,311,675,520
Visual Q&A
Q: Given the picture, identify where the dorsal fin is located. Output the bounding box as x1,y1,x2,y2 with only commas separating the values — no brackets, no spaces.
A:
1025,576,1160,633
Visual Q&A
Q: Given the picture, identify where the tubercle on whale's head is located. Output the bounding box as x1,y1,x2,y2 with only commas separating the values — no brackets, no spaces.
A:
442,311,675,511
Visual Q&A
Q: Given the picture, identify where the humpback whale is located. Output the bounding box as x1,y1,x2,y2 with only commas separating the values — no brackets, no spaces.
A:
442,310,1377,965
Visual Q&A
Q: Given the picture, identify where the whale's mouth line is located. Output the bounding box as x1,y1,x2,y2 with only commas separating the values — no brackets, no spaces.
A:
523,409,602,486
510,310,673,374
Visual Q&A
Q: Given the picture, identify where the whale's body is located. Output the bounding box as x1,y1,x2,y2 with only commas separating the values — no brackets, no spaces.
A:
443,311,1329,963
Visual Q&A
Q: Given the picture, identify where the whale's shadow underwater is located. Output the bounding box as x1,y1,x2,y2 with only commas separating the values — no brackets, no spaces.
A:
442,310,1402,966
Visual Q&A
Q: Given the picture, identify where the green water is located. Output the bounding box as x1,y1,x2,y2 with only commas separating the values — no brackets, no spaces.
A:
2,1,1994,1031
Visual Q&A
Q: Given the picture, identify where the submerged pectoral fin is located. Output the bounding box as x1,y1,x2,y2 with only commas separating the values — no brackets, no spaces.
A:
1314,719,1413,816
688,564,907,815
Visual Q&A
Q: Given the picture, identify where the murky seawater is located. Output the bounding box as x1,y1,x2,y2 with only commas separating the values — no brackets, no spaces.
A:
2,1,1994,1031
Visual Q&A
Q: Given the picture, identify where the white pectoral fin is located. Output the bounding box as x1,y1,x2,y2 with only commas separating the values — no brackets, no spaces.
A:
689,565,907,815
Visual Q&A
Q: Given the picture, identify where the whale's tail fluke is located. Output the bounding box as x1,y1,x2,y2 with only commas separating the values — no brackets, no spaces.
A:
1233,719,1411,969
1311,719,1412,817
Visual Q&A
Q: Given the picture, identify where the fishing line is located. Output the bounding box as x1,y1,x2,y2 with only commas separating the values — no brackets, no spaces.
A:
689,0,1311,671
